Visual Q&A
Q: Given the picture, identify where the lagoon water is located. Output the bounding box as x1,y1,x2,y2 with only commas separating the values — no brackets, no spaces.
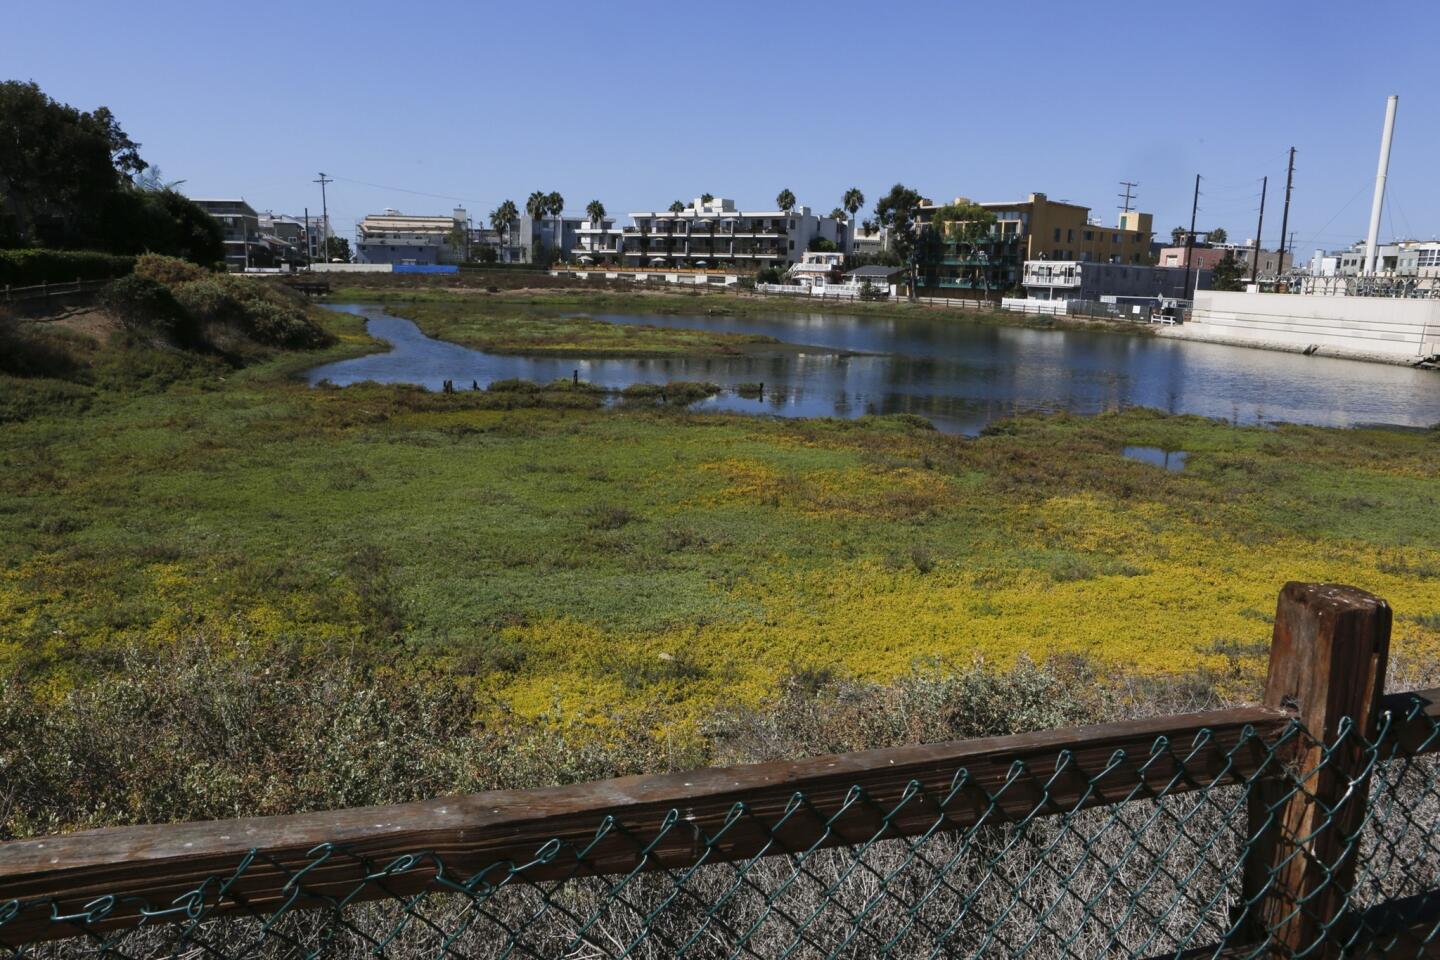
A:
306,303,1440,435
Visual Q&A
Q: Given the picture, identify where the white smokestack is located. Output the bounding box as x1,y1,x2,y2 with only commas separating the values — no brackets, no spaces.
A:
1363,95,1399,275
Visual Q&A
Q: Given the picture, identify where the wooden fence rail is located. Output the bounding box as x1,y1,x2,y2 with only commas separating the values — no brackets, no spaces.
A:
1,582,1437,957
1,278,117,304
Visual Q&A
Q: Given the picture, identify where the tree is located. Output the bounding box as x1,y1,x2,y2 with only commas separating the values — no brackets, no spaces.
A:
830,207,846,221
585,199,606,224
931,200,997,294
776,188,796,214
446,223,468,260
525,192,550,261
700,193,714,205
808,237,837,252
324,236,352,263
1208,227,1227,245
668,200,685,213
842,187,865,221
489,200,518,262
873,183,925,298
1211,250,1244,291
1170,226,1188,246
0,80,141,248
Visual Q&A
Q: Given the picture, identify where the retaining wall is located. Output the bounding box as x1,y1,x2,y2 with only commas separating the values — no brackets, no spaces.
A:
1184,291,1440,361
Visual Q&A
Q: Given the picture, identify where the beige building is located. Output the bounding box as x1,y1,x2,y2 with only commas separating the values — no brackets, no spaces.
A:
917,192,1155,295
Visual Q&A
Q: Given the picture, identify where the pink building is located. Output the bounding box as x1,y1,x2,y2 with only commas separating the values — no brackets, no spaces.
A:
1156,246,1229,270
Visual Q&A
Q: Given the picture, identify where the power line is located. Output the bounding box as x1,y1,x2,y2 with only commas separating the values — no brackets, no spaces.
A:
1293,181,1369,256
327,174,501,209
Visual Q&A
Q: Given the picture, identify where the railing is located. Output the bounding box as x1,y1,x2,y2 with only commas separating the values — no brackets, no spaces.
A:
1,278,115,304
5,583,1435,958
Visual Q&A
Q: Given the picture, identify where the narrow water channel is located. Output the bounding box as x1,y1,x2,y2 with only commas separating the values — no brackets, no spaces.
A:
305,304,1440,435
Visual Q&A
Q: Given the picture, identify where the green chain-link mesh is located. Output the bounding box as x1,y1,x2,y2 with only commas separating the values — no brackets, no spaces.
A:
3,696,1437,959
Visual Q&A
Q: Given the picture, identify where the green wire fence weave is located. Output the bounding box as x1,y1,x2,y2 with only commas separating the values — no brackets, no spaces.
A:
3,695,1437,959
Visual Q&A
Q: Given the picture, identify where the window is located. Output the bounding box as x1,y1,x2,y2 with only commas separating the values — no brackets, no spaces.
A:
1113,233,1121,243
1067,229,1073,243
1053,227,1061,242
1084,230,1094,241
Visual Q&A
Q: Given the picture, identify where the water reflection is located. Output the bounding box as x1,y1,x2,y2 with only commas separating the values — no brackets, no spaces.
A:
1122,446,1189,472
305,304,1440,436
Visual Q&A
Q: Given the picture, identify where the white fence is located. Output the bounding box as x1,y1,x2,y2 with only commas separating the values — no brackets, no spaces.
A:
1000,297,1069,315
756,283,892,300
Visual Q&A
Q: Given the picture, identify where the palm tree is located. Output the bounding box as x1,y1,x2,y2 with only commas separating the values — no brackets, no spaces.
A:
830,207,846,220
776,188,796,214
545,192,565,262
700,193,714,205
490,199,518,262
584,200,607,263
525,191,551,262
668,200,685,213
842,187,865,222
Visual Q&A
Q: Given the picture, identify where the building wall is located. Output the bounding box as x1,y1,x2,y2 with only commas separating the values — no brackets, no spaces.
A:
1023,260,1204,301
356,240,446,265
1187,291,1440,360
1021,195,1153,265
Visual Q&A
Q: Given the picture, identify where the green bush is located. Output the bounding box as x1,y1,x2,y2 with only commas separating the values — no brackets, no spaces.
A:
170,275,329,349
487,378,540,392
661,381,721,404
134,253,207,286
0,249,134,285
98,274,194,342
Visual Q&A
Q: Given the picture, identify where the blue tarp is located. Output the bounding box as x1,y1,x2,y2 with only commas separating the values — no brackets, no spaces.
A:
392,264,459,274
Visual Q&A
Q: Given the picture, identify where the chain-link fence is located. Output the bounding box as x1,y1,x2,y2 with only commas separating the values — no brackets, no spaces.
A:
0,690,1435,960
2,583,1435,959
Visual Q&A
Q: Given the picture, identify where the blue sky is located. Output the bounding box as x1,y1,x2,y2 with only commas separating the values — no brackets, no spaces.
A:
5,0,1433,255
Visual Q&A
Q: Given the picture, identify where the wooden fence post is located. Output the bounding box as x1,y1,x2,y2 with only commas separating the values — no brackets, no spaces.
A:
1242,582,1392,957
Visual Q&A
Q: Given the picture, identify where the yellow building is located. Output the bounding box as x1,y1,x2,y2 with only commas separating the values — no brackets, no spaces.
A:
919,192,1155,295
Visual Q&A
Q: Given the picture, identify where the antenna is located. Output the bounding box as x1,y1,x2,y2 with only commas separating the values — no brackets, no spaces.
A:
1117,181,1138,213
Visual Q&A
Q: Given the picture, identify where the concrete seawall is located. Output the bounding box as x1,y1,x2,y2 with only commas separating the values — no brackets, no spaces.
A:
1172,291,1439,365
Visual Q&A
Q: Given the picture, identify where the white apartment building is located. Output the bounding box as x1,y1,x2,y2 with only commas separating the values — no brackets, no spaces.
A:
573,216,626,263
355,208,469,265
620,197,848,268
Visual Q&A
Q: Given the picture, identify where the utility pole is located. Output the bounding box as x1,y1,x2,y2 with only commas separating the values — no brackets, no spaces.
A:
1250,176,1268,285
304,207,311,269
314,173,333,264
1182,174,1200,299
1118,181,1138,214
1276,148,1295,284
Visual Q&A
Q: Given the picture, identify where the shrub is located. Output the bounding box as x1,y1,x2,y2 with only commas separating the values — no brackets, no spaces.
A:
735,382,764,398
0,249,134,285
172,275,329,349
98,274,194,342
661,381,721,404
171,276,237,324
133,253,207,286
488,378,540,392
621,383,663,399
584,504,638,530
0,319,83,379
